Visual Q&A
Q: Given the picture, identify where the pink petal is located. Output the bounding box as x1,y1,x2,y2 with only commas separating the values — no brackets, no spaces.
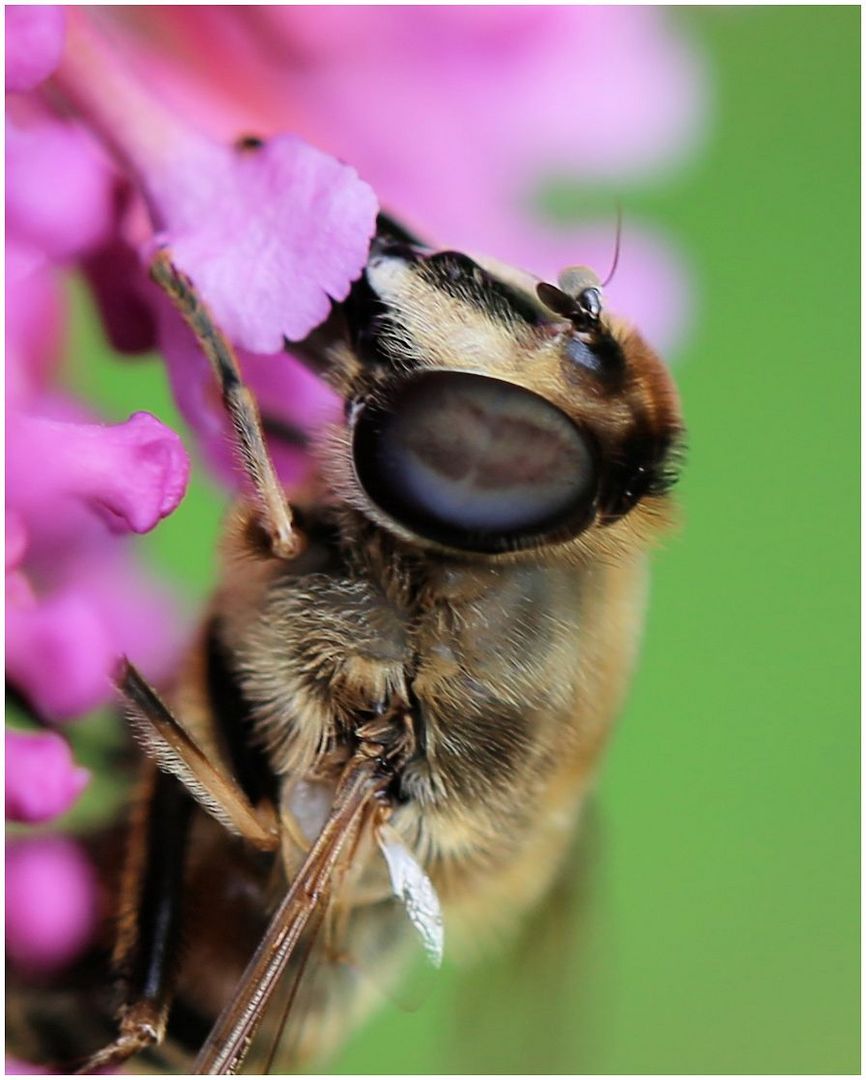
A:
214,7,706,204
6,547,190,723
82,233,157,355
6,836,99,974
507,7,708,182
270,6,555,63
70,550,193,692
6,729,89,823
7,392,191,722
7,512,28,573
7,411,190,535
5,6,66,93
5,243,66,405
57,15,378,353
6,569,35,611
6,115,114,264
6,587,118,720
80,182,159,356
162,133,378,352
244,349,341,484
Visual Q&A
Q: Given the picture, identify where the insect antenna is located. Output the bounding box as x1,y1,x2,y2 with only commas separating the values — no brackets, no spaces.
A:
601,202,624,288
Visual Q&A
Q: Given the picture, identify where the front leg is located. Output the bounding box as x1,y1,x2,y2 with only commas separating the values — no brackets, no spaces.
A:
118,659,278,850
150,252,299,560
75,662,280,1073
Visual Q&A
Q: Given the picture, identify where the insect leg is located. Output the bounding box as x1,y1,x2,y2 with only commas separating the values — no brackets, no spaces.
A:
150,250,299,560
118,658,279,851
75,767,193,1074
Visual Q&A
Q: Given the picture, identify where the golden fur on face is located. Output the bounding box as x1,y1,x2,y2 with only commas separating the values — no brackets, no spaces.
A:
319,244,683,567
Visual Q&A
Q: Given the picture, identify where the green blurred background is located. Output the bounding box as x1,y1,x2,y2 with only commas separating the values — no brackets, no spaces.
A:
45,7,860,1074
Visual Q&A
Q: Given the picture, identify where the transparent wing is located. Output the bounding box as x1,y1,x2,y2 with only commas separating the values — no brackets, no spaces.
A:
376,822,444,969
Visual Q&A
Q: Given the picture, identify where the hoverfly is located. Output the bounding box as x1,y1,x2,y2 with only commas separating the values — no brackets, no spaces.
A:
14,212,683,1074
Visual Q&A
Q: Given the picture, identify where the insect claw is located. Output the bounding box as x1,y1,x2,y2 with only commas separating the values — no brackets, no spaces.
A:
74,1001,165,1074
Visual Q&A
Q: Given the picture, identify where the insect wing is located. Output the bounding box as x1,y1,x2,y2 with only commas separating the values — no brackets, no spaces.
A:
377,823,444,969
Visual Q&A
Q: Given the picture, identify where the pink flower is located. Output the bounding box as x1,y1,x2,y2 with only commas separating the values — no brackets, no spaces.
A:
6,112,114,267
261,7,707,225
36,9,380,486
154,132,378,352
7,410,189,536
7,589,120,721
5,404,191,720
5,6,66,93
124,7,706,186
5,23,193,783
55,12,379,353
6,730,89,824
81,206,159,355
7,513,192,722
5,244,65,404
6,118,191,720
6,836,99,975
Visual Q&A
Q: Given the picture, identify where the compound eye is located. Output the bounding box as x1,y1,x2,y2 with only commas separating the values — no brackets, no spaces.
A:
352,371,597,552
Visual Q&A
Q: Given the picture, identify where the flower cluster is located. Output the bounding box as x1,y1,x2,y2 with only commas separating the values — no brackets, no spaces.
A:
6,5,707,1069
7,7,191,1002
